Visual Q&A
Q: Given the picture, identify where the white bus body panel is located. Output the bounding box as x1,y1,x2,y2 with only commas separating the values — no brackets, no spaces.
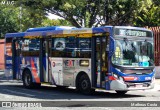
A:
49,57,91,87
49,58,63,85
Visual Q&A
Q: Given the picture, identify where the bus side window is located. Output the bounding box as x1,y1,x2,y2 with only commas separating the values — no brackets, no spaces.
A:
51,37,91,58
52,38,66,57
21,39,40,56
78,38,91,58
66,37,77,58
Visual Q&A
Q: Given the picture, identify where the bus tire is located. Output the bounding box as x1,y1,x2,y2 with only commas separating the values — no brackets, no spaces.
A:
115,90,127,95
78,74,94,95
22,70,34,89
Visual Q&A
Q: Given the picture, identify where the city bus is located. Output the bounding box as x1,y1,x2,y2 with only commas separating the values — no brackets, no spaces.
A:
5,26,155,94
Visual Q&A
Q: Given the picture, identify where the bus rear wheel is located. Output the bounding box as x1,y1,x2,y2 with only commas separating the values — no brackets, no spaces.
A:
115,90,128,95
22,70,34,89
78,74,94,95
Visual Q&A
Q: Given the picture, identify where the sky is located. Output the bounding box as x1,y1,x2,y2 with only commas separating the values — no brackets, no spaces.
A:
46,13,63,20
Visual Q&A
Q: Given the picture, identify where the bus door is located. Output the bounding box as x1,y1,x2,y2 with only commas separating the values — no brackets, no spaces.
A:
40,38,50,82
12,39,21,79
91,36,108,88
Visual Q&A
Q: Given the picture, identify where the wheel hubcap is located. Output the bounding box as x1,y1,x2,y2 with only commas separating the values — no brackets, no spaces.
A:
81,80,88,90
25,74,31,86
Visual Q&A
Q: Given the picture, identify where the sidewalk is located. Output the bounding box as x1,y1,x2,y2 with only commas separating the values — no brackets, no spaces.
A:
0,70,5,80
0,70,4,72
155,78,160,85
155,66,160,78
0,70,4,75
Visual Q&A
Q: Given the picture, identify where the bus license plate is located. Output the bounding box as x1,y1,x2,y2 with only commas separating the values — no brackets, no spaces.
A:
136,84,143,88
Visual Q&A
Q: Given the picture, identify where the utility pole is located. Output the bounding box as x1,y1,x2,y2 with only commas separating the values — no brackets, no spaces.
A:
19,3,22,32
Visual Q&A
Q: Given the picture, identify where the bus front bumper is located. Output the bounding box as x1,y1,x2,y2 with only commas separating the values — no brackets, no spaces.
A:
110,79,155,91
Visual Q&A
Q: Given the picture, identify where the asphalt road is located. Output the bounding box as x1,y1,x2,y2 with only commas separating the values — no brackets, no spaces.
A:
0,71,160,110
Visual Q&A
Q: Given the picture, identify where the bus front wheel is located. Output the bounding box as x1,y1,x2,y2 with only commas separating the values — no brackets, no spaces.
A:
78,74,94,95
115,90,128,95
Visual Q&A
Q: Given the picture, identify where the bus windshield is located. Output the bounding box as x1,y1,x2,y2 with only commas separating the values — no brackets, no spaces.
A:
112,38,154,67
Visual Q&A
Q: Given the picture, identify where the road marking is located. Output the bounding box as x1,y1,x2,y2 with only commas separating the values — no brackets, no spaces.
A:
3,89,35,97
5,87,59,96
144,85,160,92
18,88,59,96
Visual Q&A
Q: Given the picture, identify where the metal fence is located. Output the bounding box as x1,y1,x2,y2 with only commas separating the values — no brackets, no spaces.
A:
146,26,160,66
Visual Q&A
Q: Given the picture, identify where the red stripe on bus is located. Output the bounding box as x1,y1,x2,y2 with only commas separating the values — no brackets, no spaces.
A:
31,58,40,83
109,76,117,80
123,76,138,81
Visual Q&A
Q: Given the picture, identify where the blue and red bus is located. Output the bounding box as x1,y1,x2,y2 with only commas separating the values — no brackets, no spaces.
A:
5,26,155,94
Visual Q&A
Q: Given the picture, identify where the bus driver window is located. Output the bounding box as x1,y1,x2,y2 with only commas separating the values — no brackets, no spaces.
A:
122,38,136,62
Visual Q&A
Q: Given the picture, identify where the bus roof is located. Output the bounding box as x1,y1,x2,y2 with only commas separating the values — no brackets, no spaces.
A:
5,27,110,38
113,26,152,31
26,26,76,32
5,26,152,39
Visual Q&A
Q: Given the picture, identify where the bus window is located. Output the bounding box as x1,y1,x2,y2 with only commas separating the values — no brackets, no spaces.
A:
77,38,91,58
21,39,40,56
52,38,66,57
102,37,107,72
51,37,91,58
112,40,123,65
66,37,77,57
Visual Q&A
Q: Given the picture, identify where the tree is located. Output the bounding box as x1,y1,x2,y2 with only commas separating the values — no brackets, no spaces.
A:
1,0,159,36
0,4,19,38
0,0,73,38
134,0,160,26
13,0,159,28
41,19,72,27
20,7,47,31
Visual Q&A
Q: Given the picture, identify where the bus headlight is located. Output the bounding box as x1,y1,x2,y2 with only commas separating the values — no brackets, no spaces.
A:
113,73,118,79
113,73,124,82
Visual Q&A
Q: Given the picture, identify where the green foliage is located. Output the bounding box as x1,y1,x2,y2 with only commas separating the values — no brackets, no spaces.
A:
0,0,46,37
20,8,47,31
16,0,159,27
134,0,160,26
41,19,72,27
0,0,71,38
0,4,19,37
0,0,159,38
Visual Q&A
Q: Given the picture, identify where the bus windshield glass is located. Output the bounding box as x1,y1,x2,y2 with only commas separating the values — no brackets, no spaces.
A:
112,38,154,67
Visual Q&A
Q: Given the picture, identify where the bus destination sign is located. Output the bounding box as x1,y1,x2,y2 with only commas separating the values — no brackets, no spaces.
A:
114,28,152,37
